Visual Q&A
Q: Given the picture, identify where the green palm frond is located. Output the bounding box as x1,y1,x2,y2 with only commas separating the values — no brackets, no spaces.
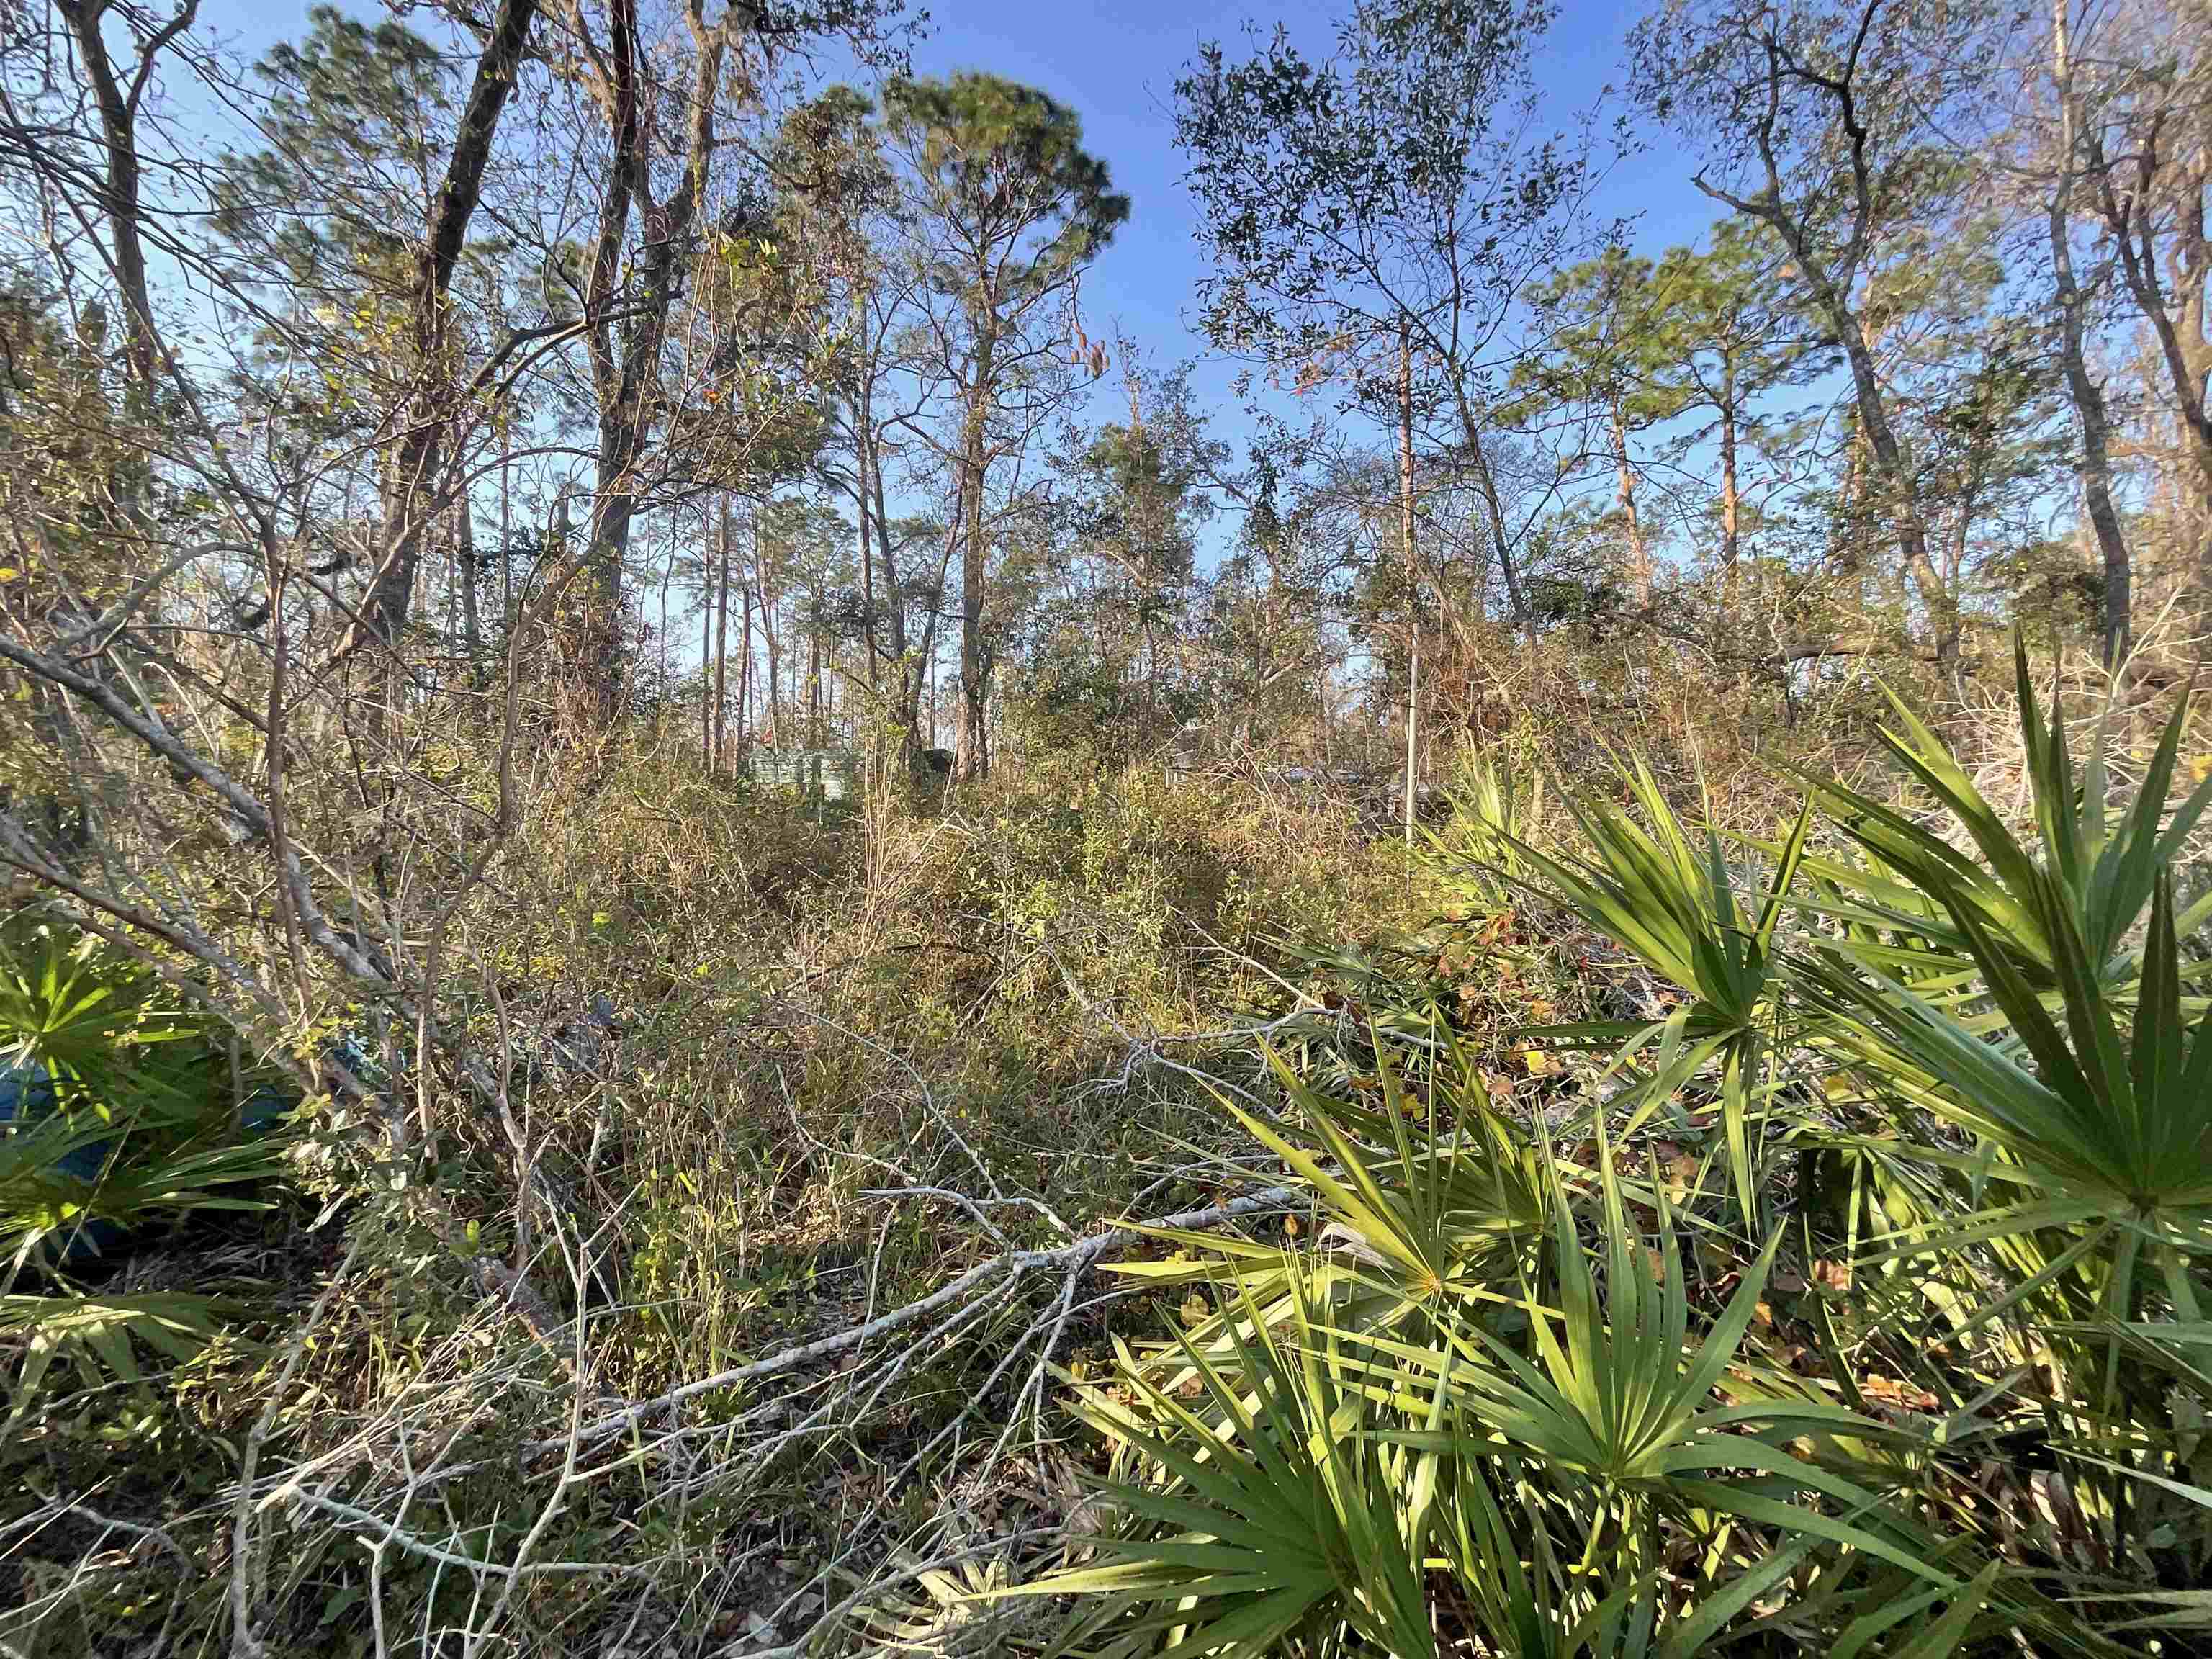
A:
0,926,209,1115
996,1278,1439,1658
1803,868,2212,1267
1110,1028,1548,1346
1810,634,2212,998
1423,752,1547,901
1471,754,1811,1232
2,1291,238,1416
1,922,295,1267
1340,1143,1970,1607
999,656,2212,1653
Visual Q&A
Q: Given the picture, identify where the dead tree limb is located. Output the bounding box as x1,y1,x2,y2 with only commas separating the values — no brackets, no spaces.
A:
560,1184,1298,1453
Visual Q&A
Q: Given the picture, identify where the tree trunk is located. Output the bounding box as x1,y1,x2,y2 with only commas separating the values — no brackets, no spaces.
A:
572,0,732,725
2090,127,2212,565
1724,181,1953,663
868,423,920,745
737,580,752,764
1446,389,1534,639
2179,173,2212,572
581,482,631,723
1719,353,1741,570
57,0,192,403
912,490,959,755
1398,322,1419,848
655,512,674,695
1468,433,1534,642
954,391,992,783
713,501,732,770
809,626,823,746
701,538,714,773
441,499,458,675
349,0,541,658
457,496,480,666
499,441,513,634
752,513,781,748
1612,393,1650,608
1316,664,1330,769
1842,310,1950,661
2049,0,2132,667
853,343,883,700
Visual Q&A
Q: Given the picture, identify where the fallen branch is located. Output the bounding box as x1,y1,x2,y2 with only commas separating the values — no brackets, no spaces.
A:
562,1184,1298,1452
0,630,587,1341
727,1527,1064,1659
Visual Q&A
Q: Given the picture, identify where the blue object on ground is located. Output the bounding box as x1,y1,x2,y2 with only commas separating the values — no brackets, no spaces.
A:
240,1084,292,1133
4,1055,304,1264
0,1058,111,1182
1,1056,126,1260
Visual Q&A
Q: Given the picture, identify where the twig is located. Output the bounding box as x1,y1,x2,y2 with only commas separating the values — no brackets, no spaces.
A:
230,1231,365,1658
730,1527,1063,1659
560,1184,1298,1453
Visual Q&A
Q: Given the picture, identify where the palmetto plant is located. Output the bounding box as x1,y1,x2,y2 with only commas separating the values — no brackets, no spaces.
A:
1474,754,1812,1231
1426,752,1547,903
1110,1028,1551,1361
1809,637,2212,999
1015,1134,2010,1658
1,925,284,1261
0,1291,240,1421
1011,645,2212,1655
1786,648,2210,1328
1373,1148,1968,1586
1799,868,2212,1583
0,922,292,1406
1003,1282,1442,1659
1776,650,2212,1619
1804,871,2212,1282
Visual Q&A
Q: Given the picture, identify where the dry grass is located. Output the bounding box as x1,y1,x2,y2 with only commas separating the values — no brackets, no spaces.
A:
9,633,2203,1657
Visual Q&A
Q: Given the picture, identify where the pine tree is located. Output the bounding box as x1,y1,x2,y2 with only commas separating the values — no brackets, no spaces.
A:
883,73,1128,782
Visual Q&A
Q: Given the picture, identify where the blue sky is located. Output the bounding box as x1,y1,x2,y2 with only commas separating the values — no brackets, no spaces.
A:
193,0,1750,576
894,0,1730,428
165,0,1768,685
209,0,1732,429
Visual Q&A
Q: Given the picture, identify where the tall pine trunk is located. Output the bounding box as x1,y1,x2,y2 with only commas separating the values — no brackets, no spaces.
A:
1718,354,1741,572
1398,323,1418,848
333,0,540,696
713,500,732,770
1612,394,1650,608
457,497,480,668
701,541,714,773
954,392,991,783
2050,0,2132,666
753,513,781,748
737,580,752,764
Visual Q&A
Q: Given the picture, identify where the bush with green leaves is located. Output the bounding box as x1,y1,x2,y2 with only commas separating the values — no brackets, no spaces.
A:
1016,639,2210,1655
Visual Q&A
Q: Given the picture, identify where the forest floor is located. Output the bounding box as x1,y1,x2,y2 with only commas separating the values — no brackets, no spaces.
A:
16,667,2200,1658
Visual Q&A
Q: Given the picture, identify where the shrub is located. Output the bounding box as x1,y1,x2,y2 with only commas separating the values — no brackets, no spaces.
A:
1020,640,2211,1655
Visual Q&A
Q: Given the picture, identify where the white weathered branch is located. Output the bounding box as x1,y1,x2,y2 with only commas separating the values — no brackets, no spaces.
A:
562,1184,1297,1452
